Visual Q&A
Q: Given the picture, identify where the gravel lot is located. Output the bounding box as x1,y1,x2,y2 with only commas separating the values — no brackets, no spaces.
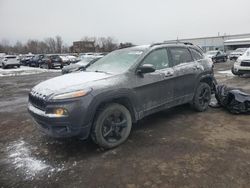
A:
0,62,250,188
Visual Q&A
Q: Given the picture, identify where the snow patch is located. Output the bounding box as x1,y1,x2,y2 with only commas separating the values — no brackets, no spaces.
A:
6,140,63,180
0,66,60,77
217,70,234,76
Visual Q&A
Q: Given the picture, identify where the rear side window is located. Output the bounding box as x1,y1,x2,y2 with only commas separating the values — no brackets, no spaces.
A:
169,47,193,66
190,48,204,60
141,48,170,70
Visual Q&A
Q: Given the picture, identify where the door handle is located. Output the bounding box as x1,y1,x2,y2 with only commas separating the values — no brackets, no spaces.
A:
164,71,173,77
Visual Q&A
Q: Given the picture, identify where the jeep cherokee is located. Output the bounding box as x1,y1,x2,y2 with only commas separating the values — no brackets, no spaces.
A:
28,42,214,149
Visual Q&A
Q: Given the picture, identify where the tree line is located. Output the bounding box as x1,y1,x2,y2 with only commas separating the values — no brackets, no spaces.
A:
0,36,134,54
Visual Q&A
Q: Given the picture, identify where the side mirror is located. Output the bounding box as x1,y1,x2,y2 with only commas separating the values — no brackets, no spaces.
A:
137,64,155,74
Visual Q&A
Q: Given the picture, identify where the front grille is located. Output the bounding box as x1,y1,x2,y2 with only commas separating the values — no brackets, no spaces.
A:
241,61,250,67
29,93,46,110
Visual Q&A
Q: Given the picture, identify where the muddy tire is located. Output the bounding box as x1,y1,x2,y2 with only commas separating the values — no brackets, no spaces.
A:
91,103,132,149
192,82,211,112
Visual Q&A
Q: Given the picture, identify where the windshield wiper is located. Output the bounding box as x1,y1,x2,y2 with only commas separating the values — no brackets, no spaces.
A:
94,70,112,74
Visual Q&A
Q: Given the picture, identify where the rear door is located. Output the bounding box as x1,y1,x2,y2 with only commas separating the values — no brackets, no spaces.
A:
134,48,174,114
168,47,199,103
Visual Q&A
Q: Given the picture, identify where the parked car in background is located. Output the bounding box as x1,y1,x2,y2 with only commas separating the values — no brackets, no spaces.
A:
62,56,103,74
229,48,247,61
206,50,228,63
0,55,21,69
29,54,45,67
28,42,214,149
231,48,250,75
20,54,34,66
60,55,79,65
39,55,67,69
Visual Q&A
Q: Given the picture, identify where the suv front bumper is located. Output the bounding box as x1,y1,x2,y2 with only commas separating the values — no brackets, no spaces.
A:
233,63,250,73
28,97,92,139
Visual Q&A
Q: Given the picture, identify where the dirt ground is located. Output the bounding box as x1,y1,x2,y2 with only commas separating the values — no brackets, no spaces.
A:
0,62,250,188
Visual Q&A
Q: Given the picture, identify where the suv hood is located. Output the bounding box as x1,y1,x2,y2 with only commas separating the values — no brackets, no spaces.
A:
32,71,112,96
230,52,243,55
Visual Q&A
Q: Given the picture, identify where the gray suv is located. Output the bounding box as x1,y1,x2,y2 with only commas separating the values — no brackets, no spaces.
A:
28,43,214,149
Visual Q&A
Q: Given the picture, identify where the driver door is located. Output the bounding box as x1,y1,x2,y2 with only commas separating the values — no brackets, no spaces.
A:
134,48,174,116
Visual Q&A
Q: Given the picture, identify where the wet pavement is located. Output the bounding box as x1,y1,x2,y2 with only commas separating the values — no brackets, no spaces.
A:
0,62,250,188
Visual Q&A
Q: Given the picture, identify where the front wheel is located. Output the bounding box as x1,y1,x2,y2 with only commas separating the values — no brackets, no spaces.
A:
192,82,211,112
231,66,242,76
91,103,132,149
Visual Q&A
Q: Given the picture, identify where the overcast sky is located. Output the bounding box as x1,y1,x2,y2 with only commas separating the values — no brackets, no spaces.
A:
0,0,250,45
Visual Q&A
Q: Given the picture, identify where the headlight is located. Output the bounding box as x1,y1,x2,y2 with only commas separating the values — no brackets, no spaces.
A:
52,89,92,100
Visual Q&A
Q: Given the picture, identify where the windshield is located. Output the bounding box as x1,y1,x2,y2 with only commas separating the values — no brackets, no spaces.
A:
206,51,217,55
86,50,143,74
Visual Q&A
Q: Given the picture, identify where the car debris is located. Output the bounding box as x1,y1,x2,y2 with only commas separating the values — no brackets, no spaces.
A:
210,84,250,114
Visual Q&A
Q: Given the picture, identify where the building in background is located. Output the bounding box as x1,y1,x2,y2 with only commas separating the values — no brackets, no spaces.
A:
165,33,250,52
72,41,95,53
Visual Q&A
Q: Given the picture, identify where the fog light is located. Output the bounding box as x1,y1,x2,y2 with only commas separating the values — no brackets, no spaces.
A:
54,108,67,116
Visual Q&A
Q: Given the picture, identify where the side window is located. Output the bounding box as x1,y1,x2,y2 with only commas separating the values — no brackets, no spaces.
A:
190,48,204,61
141,48,170,70
169,47,193,66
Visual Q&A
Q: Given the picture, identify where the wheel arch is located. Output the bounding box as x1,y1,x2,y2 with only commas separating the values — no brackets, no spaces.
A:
87,90,139,127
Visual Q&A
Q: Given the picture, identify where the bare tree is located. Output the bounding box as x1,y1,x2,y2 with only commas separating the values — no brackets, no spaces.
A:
97,37,118,52
55,35,63,53
45,37,56,53
26,40,39,54
13,41,24,54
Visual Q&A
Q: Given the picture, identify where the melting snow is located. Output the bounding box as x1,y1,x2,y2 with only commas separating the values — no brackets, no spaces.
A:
6,140,63,180
0,66,60,77
217,70,234,76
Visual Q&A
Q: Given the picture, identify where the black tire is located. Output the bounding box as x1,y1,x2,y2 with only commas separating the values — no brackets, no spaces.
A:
2,63,6,69
17,65,20,68
192,82,211,112
91,103,132,149
231,66,242,76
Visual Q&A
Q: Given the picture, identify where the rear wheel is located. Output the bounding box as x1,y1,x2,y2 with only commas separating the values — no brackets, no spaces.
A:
192,82,211,112
91,103,132,149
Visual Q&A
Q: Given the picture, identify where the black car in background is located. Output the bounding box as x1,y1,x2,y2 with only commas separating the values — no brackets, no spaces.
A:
29,54,45,67
39,55,68,69
20,54,34,66
206,50,228,63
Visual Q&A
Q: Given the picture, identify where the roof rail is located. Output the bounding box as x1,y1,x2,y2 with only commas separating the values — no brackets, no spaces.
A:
150,41,194,47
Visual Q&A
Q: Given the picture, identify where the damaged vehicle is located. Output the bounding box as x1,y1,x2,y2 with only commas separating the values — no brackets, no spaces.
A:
213,85,250,114
28,42,214,149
